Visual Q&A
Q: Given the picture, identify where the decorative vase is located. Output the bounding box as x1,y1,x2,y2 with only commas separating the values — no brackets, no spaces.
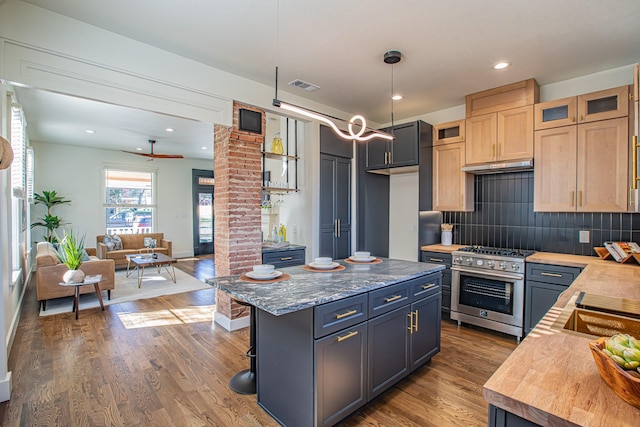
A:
63,269,85,284
271,137,284,154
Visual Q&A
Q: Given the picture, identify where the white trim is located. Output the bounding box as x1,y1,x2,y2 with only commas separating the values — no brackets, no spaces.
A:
0,372,12,402
214,311,249,331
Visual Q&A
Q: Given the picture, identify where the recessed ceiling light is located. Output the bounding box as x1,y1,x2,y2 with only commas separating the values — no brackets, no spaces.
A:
85,129,95,134
493,62,511,70
136,147,143,151
392,94,403,101
201,146,207,150
165,128,174,132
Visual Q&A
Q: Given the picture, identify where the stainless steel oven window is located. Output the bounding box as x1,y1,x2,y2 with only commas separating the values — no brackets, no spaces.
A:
457,273,514,315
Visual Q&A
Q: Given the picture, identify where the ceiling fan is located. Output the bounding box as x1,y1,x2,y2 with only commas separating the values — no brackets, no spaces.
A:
122,139,184,160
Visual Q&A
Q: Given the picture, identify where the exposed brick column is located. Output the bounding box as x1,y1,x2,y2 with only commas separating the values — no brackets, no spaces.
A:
214,102,264,330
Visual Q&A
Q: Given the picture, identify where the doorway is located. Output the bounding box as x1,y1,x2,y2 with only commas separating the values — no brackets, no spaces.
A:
192,169,214,255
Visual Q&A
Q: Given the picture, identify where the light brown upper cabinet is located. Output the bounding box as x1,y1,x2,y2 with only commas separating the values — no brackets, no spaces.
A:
534,117,628,212
433,119,465,145
433,141,474,212
465,105,534,165
535,86,630,130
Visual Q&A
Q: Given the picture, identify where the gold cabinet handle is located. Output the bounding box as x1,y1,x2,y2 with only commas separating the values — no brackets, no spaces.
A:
334,219,338,237
541,272,562,277
571,116,575,123
336,309,357,320
633,136,639,190
413,310,418,332
407,311,419,333
384,295,402,303
407,312,413,332
579,115,584,122
578,190,583,207
570,190,575,207
337,219,340,238
337,331,358,342
279,257,293,261
422,283,437,290
492,143,495,157
428,258,443,263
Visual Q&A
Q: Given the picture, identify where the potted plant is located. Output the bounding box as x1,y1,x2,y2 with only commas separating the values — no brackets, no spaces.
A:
56,229,87,284
31,190,71,243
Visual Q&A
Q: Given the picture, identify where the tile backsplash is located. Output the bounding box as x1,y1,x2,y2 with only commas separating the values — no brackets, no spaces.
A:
442,171,640,256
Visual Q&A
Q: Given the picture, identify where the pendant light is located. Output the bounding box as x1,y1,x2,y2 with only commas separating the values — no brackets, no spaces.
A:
384,50,402,137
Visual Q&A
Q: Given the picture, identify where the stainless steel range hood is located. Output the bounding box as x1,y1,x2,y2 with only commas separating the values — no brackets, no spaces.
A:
461,159,533,174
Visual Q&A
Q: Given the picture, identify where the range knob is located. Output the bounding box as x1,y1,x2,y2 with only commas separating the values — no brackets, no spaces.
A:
476,259,484,266
487,261,495,268
512,264,520,271
454,256,463,264
465,258,473,265
499,262,507,270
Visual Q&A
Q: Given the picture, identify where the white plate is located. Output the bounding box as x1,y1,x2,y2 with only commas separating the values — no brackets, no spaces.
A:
308,262,340,270
349,255,376,262
246,270,283,280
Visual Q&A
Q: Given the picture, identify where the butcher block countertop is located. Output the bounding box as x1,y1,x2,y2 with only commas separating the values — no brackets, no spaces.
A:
420,244,464,253
484,256,640,426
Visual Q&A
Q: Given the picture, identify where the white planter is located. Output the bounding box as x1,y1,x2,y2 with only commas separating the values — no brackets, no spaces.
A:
63,269,85,284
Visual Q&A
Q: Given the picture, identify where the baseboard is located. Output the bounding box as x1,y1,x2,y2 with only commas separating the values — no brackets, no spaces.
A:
0,372,12,402
214,312,249,331
173,250,195,259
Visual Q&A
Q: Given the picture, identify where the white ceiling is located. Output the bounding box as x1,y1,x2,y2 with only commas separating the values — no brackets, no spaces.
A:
13,0,640,157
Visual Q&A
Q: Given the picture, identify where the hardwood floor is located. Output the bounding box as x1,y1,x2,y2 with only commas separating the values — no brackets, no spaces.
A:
0,256,516,426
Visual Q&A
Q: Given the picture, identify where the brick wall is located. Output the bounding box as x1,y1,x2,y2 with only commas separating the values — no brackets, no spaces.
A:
214,102,265,320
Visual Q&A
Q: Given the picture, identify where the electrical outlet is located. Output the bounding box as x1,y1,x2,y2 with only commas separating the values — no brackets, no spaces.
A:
579,230,590,244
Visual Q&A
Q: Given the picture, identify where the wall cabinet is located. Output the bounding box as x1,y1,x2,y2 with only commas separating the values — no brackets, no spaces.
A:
524,263,582,335
421,251,452,317
535,85,630,130
433,141,474,211
256,272,442,427
433,119,465,145
320,154,352,259
465,105,534,165
534,117,628,212
365,121,430,173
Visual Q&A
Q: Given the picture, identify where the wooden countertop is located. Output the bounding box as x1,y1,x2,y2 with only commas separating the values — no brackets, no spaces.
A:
483,258,640,426
420,244,464,254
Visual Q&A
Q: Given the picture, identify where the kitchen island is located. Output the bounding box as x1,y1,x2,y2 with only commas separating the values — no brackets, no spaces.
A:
484,253,640,426
209,258,444,427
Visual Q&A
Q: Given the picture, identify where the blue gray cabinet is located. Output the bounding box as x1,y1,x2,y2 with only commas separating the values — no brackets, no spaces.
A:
489,405,541,427
365,121,425,171
319,153,351,259
421,251,452,317
262,247,306,268
524,262,582,334
256,271,442,426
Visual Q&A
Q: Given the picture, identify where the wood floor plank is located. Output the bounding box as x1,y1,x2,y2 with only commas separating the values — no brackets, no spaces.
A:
0,256,516,426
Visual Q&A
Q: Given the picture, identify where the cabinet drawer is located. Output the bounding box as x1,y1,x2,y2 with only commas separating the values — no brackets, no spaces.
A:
410,274,442,301
368,282,411,318
262,249,305,268
420,251,452,265
526,263,582,286
314,294,368,339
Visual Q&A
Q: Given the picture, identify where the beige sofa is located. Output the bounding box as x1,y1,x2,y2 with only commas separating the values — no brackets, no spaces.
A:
97,232,172,269
36,242,116,311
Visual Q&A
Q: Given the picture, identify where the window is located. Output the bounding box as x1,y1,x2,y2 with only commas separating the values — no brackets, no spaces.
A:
10,102,27,279
103,167,156,234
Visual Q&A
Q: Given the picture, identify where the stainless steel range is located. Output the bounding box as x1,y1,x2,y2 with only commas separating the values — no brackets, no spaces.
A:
451,246,535,340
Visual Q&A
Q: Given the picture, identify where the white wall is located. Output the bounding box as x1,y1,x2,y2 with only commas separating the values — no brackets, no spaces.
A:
388,174,419,261
30,141,213,257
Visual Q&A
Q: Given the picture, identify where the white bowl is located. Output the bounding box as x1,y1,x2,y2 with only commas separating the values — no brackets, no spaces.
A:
314,257,332,265
253,264,275,274
354,251,370,259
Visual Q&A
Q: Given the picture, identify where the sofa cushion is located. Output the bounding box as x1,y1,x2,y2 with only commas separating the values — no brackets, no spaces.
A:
36,242,61,267
103,234,123,251
104,249,138,260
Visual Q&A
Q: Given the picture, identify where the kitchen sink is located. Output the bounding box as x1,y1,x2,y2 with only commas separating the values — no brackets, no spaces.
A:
551,292,640,339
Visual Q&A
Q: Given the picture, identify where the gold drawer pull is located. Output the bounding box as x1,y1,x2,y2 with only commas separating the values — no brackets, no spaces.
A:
541,272,562,277
385,295,402,303
336,309,357,319
280,257,293,261
428,258,443,263
421,283,437,290
337,331,358,342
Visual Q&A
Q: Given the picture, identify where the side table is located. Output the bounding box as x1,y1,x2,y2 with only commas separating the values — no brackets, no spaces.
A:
58,274,105,319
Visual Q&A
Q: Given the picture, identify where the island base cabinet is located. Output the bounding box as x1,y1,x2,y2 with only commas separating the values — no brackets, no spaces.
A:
316,323,368,427
489,405,541,427
368,306,411,399
410,292,442,371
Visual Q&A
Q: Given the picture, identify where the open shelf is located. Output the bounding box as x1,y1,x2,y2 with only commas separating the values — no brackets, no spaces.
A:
262,151,299,161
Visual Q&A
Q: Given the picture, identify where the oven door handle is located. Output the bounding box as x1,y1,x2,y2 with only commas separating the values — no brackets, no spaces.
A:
451,267,523,281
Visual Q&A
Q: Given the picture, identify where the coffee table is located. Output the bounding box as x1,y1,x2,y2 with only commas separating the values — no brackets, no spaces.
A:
58,274,105,319
126,253,177,288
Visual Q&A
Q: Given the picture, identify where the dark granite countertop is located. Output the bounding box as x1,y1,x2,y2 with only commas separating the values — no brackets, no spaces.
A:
208,258,444,316
261,243,306,253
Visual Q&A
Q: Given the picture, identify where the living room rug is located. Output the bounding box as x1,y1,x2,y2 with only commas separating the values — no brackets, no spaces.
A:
40,267,213,316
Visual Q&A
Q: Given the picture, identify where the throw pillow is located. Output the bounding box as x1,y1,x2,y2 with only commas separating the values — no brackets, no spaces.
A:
103,234,115,251
112,234,123,250
81,250,91,262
